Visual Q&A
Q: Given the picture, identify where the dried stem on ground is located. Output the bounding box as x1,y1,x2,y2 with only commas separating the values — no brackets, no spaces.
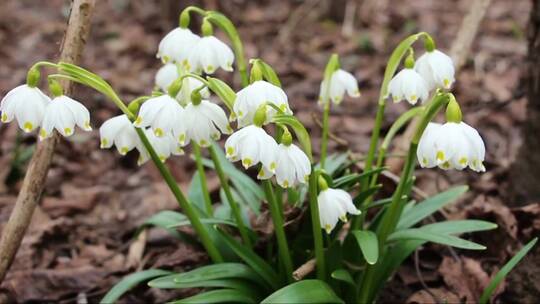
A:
386,0,492,173
0,0,96,283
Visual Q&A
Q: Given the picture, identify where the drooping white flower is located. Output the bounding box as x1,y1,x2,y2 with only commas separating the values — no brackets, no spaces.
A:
414,50,455,90
155,63,209,104
417,122,486,172
182,100,232,147
187,36,234,74
317,188,360,233
225,125,278,175
157,27,200,64
99,114,140,155
133,95,185,142
262,143,311,188
1,84,50,132
137,129,184,165
233,80,291,127
38,95,91,139
319,69,360,105
388,68,429,105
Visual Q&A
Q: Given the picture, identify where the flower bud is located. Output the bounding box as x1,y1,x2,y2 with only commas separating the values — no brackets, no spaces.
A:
201,18,213,36
424,35,436,52
48,79,64,97
253,104,267,127
445,94,462,123
26,67,41,88
249,61,263,83
179,10,191,28
281,127,293,146
318,175,329,191
191,89,202,106
167,78,183,98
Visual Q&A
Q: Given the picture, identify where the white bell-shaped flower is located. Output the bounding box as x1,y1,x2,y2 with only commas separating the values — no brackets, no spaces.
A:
319,69,360,105
388,68,429,105
157,27,200,64
233,80,291,127
417,122,486,172
137,129,184,165
318,188,360,233
187,36,234,74
133,95,185,141
39,95,91,139
155,63,209,104
182,100,232,147
414,50,455,90
1,84,50,132
264,143,311,188
99,114,140,155
225,125,278,175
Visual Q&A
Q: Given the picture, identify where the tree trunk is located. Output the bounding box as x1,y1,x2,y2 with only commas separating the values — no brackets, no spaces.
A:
510,0,540,205
505,1,540,303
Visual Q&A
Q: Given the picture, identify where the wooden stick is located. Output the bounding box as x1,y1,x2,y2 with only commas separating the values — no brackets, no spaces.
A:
0,0,96,283
386,0,492,173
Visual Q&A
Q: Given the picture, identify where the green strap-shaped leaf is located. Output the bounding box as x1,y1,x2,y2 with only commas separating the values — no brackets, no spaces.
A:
170,289,257,304
388,228,486,250
331,269,355,286
421,220,497,235
397,185,468,229
272,114,312,160
351,230,379,264
206,77,236,111
261,280,344,304
167,218,238,228
101,269,171,303
151,278,262,300
479,237,538,304
258,60,281,87
216,228,281,290
148,263,262,286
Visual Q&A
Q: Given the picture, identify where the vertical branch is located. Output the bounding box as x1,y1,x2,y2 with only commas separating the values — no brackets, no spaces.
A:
0,0,96,283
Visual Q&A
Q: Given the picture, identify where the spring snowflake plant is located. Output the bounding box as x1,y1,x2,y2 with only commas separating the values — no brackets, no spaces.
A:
1,6,537,304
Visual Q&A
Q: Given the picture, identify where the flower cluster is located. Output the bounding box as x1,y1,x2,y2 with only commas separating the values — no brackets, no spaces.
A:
157,26,234,75
388,48,454,105
1,84,91,139
417,122,486,172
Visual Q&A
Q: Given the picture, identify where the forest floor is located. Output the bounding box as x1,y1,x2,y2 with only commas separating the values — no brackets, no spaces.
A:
0,0,537,303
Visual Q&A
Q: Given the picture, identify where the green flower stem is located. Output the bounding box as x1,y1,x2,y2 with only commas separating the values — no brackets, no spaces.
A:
354,32,433,231
193,143,214,216
355,107,424,233
369,106,424,189
357,93,449,304
56,63,223,263
209,146,252,248
308,171,326,280
320,101,331,170
262,180,293,282
135,129,223,263
206,12,249,87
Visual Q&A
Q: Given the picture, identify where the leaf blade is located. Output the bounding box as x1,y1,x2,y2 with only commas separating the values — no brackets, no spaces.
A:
261,280,344,304
351,230,379,264
101,269,171,304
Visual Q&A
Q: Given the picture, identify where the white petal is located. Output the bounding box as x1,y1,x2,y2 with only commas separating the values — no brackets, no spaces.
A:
157,28,200,64
155,63,179,92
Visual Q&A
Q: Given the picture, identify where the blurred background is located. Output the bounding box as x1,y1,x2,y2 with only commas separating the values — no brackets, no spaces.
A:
0,0,536,302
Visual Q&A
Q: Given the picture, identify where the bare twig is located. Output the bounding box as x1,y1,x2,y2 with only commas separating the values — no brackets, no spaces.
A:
0,0,95,283
293,258,316,281
386,0,492,173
